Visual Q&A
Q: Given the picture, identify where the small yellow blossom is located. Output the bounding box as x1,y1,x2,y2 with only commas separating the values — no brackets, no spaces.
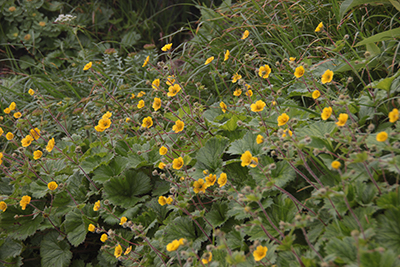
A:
202,252,212,264
172,120,184,133
158,162,166,169
389,108,399,123
376,131,388,142
6,132,14,141
33,150,42,160
102,111,112,119
241,30,249,40
20,195,31,210
336,113,348,127
289,57,296,61
166,197,173,204
161,43,172,52
220,101,227,113
0,201,7,212
159,146,168,155
88,224,95,232
48,181,58,191
167,84,181,97
94,200,100,211
218,173,227,187
166,239,181,251
100,234,108,242
259,65,271,79
142,117,153,128
4,108,11,114
253,245,268,261
321,69,333,84
166,75,175,86
130,93,135,99
321,107,332,120
172,157,184,170
205,174,217,187
315,22,324,32
9,102,16,111
46,138,55,152
114,244,123,258
124,246,132,255
137,100,145,109
21,135,34,147
232,73,242,83
312,90,321,99
224,50,230,61
153,97,161,111
193,179,208,194
137,91,146,97
142,56,149,67
233,89,242,96
282,129,293,138
125,118,131,122
0,128,3,137
83,62,92,71
158,196,167,206
30,128,40,140
14,112,22,119
152,79,160,90
205,56,214,65
119,217,127,226
28,88,35,95
256,134,264,144
331,161,341,169
277,113,290,126
245,90,253,97
294,66,305,78
251,100,266,112
241,151,253,167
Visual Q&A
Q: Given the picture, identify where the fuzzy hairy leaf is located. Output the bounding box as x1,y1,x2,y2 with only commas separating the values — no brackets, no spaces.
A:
40,231,72,267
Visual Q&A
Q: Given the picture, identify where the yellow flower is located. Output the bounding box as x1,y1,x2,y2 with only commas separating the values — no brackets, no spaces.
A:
166,239,181,251
389,108,399,123
220,101,227,113
251,100,266,112
253,245,268,262
9,6,16,12
94,200,101,211
130,93,135,99
142,56,149,67
315,22,324,32
205,174,217,187
321,107,332,120
0,128,3,136
48,181,58,191
166,197,173,204
119,216,127,225
224,50,230,61
153,97,161,111
97,118,112,131
3,108,11,114
258,65,271,79
30,128,40,140
21,135,34,147
172,157,184,170
218,173,227,187
137,91,146,97
241,151,253,167
142,117,153,128
88,224,95,232
205,56,214,65
102,111,112,119
33,150,42,160
282,129,293,138
39,21,46,27
331,161,341,169
245,90,253,97
159,146,168,155
289,57,296,61
158,162,166,169
100,234,108,242
321,69,333,84
336,113,348,127
14,112,22,119
166,75,175,86
256,134,264,144
167,84,181,97
124,246,132,255
114,244,123,258
20,195,31,210
137,100,145,109
233,89,242,96
161,43,172,51
193,179,208,194
0,201,7,212
152,79,160,90
277,113,290,126
241,30,249,40
158,196,167,206
83,62,92,71
125,118,131,123
250,157,258,167
312,90,321,99
28,88,35,95
172,120,184,133
294,66,305,78
376,131,388,142
232,73,242,83
46,138,55,152
9,102,16,111
202,252,212,264
6,132,14,141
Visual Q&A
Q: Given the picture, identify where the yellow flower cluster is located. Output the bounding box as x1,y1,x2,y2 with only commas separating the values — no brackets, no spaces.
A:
20,195,31,210
93,200,101,211
166,238,186,251
95,112,112,132
241,151,258,167
193,172,227,193
158,196,173,206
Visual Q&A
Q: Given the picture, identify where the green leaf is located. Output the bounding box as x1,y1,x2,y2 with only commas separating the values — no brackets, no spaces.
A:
376,208,400,253
64,209,87,247
325,237,357,264
40,231,72,267
377,191,400,209
92,156,129,183
195,136,229,172
356,28,400,47
0,238,23,260
226,131,261,155
121,30,141,47
361,249,400,267
30,180,49,198
205,201,230,227
339,0,391,19
103,170,152,208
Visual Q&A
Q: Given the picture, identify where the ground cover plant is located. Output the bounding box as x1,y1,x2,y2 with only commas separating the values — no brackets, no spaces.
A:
1,0,400,266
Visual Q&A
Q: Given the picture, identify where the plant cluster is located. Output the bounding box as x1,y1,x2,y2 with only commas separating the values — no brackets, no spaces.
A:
1,0,400,266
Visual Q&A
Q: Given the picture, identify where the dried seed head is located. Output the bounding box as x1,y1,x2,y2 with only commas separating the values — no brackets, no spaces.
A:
344,34,350,39
160,174,167,179
339,94,345,100
364,51,371,58
351,230,359,238
234,225,241,231
152,170,158,176
170,187,177,194
347,77,353,83
304,136,312,144
269,163,276,170
104,199,110,205
283,142,290,149
367,124,375,132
